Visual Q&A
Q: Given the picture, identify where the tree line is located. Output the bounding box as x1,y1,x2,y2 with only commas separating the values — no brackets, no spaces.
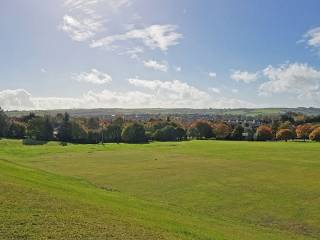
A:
0,108,320,144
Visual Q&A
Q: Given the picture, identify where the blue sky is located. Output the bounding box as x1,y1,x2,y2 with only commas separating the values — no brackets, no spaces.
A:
1,0,320,110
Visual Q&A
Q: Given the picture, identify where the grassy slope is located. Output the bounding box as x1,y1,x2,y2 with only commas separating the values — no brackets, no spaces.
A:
1,140,320,239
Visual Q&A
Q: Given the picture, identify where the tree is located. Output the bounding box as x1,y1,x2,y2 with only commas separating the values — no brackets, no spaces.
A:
7,122,26,139
112,116,125,127
213,122,231,140
278,121,294,131
271,120,280,136
103,124,122,143
0,108,9,137
296,124,313,141
153,125,178,141
27,116,53,141
276,129,296,142
309,127,320,142
187,127,200,139
188,121,213,139
87,130,101,144
121,123,147,143
243,127,255,141
255,125,273,141
87,117,100,130
281,113,295,123
43,116,54,140
231,125,244,140
176,127,187,141
57,113,72,142
71,121,87,143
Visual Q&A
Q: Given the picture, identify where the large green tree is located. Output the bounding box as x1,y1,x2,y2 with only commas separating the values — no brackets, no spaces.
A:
27,116,53,141
57,113,72,142
103,124,122,143
121,123,147,143
188,121,213,139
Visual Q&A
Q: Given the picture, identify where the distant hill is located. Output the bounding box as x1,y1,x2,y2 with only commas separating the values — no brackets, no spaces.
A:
6,107,320,118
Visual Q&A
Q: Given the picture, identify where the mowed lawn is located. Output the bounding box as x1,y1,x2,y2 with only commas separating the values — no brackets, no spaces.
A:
1,140,320,239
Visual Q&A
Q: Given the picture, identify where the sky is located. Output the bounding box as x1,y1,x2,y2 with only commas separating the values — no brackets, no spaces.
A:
1,0,320,110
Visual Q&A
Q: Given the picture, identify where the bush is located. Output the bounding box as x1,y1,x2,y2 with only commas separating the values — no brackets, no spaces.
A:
276,129,296,141
255,125,273,141
121,123,147,143
22,138,47,145
309,127,320,142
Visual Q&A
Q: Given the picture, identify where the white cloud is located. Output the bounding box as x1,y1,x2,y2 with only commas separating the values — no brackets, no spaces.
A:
231,70,258,83
232,89,239,93
302,27,320,50
208,72,217,78
41,68,47,73
128,78,211,107
175,66,182,72
259,63,320,100
0,89,35,110
0,88,255,110
60,15,104,41
210,87,220,94
0,79,256,110
143,60,168,72
73,69,112,84
90,25,182,51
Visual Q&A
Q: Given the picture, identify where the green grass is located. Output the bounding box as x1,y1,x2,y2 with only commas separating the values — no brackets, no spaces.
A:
1,139,320,239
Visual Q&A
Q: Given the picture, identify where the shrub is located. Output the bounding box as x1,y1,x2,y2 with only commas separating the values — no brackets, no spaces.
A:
22,138,47,145
276,129,296,141
255,125,273,141
121,123,147,143
309,127,320,142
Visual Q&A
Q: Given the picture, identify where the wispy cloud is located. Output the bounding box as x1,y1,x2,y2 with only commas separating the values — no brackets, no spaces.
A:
302,26,320,51
60,15,104,41
90,25,182,52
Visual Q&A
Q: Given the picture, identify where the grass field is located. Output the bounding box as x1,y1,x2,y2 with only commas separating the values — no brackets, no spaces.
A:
1,139,320,239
